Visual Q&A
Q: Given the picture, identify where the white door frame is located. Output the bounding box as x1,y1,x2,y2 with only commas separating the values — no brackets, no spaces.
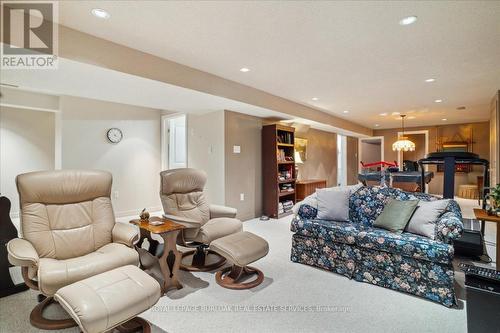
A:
396,130,429,169
161,113,188,171
358,136,384,173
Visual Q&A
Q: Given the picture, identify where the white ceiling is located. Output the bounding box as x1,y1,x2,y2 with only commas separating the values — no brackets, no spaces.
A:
0,56,365,137
53,0,499,129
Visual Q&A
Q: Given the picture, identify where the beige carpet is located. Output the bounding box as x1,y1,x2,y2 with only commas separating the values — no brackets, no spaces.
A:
1,198,496,333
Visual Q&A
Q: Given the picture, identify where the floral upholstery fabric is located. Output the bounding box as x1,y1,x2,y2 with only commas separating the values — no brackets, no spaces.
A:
291,186,462,307
355,227,453,265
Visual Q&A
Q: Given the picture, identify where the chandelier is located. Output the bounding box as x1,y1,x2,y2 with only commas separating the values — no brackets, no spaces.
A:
392,115,415,152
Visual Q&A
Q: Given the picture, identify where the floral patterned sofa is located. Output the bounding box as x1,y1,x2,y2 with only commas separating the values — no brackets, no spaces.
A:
290,186,463,307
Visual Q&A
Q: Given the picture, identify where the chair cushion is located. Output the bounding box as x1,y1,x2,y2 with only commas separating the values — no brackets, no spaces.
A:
38,243,139,296
55,265,160,333
194,217,243,243
210,231,269,267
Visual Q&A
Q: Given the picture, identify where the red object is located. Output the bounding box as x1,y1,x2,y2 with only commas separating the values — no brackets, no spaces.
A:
360,161,398,168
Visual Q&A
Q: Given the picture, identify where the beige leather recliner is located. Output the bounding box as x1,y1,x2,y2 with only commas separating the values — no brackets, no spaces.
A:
160,168,242,271
7,170,140,330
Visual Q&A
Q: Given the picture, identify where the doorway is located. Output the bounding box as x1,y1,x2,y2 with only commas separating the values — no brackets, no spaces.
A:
358,136,384,172
161,114,187,170
396,130,429,170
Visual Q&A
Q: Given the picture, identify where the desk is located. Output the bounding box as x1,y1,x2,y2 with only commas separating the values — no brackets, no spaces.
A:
473,208,500,270
296,179,326,201
130,217,185,294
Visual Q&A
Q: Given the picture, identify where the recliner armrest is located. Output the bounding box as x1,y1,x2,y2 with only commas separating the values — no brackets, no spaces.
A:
209,204,237,219
112,223,139,247
162,213,202,229
7,238,39,267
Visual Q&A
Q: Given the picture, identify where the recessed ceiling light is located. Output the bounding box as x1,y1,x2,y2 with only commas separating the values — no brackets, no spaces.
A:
375,124,380,127
392,112,400,115
442,118,447,121
425,78,435,83
91,8,110,19
240,67,250,72
311,97,319,101
435,99,443,103
379,113,388,116
399,16,417,26
343,110,349,114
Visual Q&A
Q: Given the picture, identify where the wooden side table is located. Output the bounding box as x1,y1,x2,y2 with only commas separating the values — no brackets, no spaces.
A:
296,179,327,201
130,217,185,294
473,208,500,270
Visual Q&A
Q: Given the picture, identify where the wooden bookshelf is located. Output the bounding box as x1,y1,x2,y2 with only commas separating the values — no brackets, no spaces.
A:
262,124,296,218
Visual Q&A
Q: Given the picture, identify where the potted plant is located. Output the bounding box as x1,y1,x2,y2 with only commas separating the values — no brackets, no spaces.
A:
486,184,500,215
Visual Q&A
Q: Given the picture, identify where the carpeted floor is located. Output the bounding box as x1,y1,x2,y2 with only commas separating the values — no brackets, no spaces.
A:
1,198,496,333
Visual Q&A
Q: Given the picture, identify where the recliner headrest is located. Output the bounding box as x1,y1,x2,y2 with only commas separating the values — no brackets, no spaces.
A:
160,168,207,195
16,169,112,205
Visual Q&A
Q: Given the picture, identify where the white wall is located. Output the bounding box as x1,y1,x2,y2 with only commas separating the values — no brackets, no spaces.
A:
0,107,55,217
60,96,163,216
187,111,225,205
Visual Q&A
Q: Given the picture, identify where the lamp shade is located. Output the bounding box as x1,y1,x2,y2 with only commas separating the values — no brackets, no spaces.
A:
294,151,304,164
392,114,415,152
392,138,416,152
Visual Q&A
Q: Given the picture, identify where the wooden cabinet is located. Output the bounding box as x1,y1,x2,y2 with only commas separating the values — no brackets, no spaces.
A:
296,180,327,201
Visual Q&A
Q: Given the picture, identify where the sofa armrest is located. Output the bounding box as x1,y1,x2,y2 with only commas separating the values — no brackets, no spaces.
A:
209,204,237,219
112,223,139,247
162,213,202,229
435,211,463,243
296,204,318,219
7,238,39,267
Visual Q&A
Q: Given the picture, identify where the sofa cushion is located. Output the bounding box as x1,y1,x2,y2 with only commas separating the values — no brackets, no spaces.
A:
373,199,419,233
291,216,358,245
406,199,450,239
316,188,350,221
38,243,139,296
355,227,453,265
349,186,439,227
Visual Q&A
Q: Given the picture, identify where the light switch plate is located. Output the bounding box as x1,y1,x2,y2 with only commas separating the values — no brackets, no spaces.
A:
233,145,241,154
240,193,245,201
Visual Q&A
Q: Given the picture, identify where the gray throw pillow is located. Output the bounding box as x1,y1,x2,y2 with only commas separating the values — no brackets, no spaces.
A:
406,199,450,239
373,198,419,233
316,187,350,221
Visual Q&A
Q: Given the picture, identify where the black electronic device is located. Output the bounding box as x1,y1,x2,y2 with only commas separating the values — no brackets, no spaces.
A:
453,230,484,259
460,263,500,333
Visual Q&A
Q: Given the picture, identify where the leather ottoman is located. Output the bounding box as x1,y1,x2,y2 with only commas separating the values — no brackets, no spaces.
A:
211,231,269,289
54,265,161,333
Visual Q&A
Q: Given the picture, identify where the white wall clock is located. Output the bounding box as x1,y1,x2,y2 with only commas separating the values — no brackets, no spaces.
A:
106,128,123,144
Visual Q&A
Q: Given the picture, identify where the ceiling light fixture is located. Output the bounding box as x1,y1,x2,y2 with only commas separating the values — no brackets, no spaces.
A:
399,16,418,26
240,67,250,72
91,8,110,19
311,97,319,101
435,99,443,103
375,124,380,127
392,115,415,152
343,110,349,114
425,78,436,83
442,118,447,121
